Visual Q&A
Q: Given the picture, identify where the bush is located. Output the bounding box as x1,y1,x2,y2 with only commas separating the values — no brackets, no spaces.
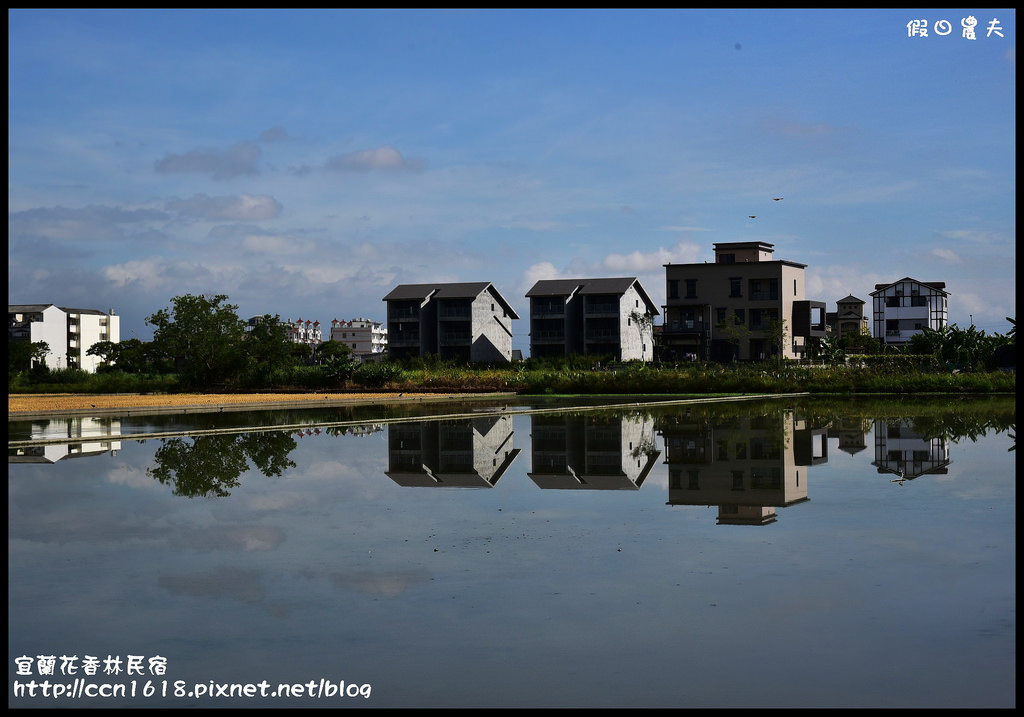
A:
353,362,405,388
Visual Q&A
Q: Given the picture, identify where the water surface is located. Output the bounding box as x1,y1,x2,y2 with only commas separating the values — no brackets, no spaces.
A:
8,396,1015,708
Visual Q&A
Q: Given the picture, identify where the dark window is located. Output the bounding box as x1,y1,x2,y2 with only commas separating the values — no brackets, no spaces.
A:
729,278,741,297
668,280,679,299
685,279,697,298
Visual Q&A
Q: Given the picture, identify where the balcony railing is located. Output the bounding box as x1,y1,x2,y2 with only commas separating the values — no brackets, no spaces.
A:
388,308,419,320
440,332,472,344
531,330,566,342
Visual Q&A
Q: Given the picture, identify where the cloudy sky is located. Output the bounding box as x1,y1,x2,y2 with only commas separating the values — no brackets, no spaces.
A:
8,9,1016,351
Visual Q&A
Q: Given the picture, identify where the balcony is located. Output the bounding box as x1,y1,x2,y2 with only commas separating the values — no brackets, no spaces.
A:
388,307,419,320
532,330,566,343
531,301,565,317
585,303,618,316
440,331,472,345
390,334,420,346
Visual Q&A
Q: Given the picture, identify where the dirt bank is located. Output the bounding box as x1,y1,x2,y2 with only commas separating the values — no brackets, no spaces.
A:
8,391,499,417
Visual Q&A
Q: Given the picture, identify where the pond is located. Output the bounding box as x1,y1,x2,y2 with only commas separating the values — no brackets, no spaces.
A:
8,395,1016,708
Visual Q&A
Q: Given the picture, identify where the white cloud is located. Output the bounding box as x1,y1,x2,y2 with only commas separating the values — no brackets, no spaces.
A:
242,234,310,255
102,257,174,289
932,248,961,264
601,242,701,273
154,141,262,179
324,146,424,172
167,194,282,221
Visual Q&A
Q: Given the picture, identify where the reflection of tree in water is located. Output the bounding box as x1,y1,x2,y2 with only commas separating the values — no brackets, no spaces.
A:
147,431,297,498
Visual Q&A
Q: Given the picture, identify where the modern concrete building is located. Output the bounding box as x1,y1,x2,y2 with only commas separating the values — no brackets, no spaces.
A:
659,406,825,526
329,318,388,362
661,241,826,362
870,277,948,347
527,411,660,490
8,304,120,372
525,277,659,361
385,416,521,487
383,282,519,363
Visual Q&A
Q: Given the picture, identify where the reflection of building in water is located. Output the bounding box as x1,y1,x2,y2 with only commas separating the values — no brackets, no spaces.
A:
9,417,122,463
386,415,520,487
872,418,951,482
659,409,825,525
528,412,660,490
827,416,871,456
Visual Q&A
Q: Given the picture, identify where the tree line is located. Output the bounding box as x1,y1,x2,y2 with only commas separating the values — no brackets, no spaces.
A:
10,293,373,390
8,292,1017,392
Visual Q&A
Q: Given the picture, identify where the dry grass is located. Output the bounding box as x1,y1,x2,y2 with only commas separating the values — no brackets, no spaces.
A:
8,391,450,416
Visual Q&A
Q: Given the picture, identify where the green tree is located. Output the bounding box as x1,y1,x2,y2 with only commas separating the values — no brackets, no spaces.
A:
764,317,788,364
716,312,750,362
9,340,50,381
315,340,360,386
147,294,246,388
242,314,297,386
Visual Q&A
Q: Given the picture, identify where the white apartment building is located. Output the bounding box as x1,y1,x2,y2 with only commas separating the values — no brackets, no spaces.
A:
870,278,948,347
8,304,120,372
329,318,388,362
285,317,322,345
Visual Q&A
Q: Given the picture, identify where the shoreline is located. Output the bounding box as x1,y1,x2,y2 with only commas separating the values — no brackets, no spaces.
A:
8,391,515,420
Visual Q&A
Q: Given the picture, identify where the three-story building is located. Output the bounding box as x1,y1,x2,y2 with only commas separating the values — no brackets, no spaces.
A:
661,242,826,362
870,277,948,347
383,282,519,363
526,277,659,361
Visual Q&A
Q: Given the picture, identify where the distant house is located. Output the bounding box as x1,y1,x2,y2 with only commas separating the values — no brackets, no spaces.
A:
383,282,519,363
8,304,120,372
285,318,322,345
661,242,826,362
246,315,323,345
525,277,659,361
870,278,948,347
329,318,388,362
826,295,869,340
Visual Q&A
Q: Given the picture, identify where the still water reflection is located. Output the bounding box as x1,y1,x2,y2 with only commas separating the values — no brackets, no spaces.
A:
8,397,1015,708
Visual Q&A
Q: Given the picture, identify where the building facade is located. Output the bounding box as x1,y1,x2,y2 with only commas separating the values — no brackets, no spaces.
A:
9,304,120,372
329,318,388,362
660,242,826,362
526,277,659,361
383,282,519,363
870,278,948,347
284,318,322,345
826,294,869,340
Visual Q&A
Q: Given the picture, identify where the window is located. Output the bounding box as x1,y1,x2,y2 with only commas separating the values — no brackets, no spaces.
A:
668,280,679,299
731,470,744,490
687,470,699,490
685,279,697,299
729,278,741,297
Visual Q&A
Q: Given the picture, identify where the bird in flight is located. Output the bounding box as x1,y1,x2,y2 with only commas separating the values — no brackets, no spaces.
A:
748,215,756,219
772,197,783,201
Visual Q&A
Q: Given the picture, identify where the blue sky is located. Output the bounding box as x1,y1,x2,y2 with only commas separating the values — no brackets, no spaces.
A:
8,9,1016,351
